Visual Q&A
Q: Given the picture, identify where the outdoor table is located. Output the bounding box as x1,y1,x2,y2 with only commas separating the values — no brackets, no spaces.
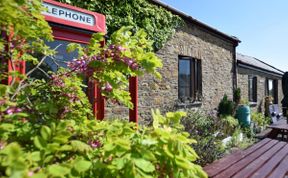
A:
203,138,288,178
267,119,288,140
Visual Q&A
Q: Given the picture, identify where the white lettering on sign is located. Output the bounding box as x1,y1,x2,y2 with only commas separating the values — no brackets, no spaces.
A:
42,2,95,26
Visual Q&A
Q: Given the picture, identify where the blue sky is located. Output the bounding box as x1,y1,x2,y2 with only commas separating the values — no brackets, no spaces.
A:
161,0,288,72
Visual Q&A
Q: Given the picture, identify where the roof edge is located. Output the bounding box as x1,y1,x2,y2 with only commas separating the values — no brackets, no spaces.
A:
150,0,241,44
237,53,284,74
238,62,283,78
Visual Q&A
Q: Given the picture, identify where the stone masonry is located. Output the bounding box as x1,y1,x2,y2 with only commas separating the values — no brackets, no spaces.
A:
237,67,283,114
137,21,236,124
105,20,237,124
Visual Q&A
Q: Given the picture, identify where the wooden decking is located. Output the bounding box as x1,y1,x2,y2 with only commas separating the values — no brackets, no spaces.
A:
203,138,288,178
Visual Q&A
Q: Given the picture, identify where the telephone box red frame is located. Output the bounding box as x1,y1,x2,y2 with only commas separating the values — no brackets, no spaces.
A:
6,0,138,123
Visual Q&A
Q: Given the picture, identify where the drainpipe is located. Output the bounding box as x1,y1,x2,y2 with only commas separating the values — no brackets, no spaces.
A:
232,43,239,102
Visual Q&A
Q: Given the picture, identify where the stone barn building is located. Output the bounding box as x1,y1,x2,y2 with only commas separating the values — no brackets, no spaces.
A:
237,53,284,113
136,1,241,123
106,1,284,124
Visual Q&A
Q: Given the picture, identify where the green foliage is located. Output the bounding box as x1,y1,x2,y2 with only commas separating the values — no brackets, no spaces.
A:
220,115,239,136
0,0,54,82
251,112,270,127
227,128,255,149
57,0,183,50
181,111,226,166
0,107,207,177
218,94,235,116
0,1,206,177
68,27,163,108
233,88,241,105
240,99,250,105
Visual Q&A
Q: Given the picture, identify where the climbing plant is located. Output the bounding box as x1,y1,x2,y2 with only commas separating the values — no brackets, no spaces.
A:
57,0,183,50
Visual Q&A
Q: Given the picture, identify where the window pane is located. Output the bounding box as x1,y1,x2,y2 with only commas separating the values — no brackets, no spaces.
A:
268,79,274,96
27,40,84,79
44,40,80,71
248,76,253,101
248,76,257,102
179,59,191,98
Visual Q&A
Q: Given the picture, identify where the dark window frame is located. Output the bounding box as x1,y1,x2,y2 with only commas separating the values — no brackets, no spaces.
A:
178,56,202,102
248,75,257,102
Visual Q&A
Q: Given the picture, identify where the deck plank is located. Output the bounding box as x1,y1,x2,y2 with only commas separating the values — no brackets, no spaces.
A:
267,154,288,178
204,138,271,177
232,141,286,178
251,143,288,178
213,139,279,178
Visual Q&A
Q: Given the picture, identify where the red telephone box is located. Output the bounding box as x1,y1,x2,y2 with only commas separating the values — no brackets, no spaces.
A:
5,0,138,123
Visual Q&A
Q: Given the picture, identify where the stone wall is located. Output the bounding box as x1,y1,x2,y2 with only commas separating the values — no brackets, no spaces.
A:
237,67,283,114
137,21,236,124
104,21,236,124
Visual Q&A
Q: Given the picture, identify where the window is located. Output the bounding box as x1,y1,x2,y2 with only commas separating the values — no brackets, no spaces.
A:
178,56,202,102
266,79,278,104
248,75,257,102
27,40,84,78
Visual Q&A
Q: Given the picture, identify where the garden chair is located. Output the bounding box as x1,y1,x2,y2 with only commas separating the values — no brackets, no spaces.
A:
268,104,288,140
268,104,283,123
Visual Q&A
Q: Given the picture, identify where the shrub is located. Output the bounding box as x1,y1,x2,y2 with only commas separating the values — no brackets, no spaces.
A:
220,115,239,136
233,88,241,105
0,104,207,177
251,112,270,127
218,94,234,116
181,111,226,166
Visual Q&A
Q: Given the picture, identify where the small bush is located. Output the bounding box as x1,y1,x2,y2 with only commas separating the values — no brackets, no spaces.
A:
233,88,241,105
218,95,235,116
251,112,270,127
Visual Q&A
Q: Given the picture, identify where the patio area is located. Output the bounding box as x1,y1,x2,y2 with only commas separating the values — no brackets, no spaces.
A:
204,138,288,178
204,117,288,178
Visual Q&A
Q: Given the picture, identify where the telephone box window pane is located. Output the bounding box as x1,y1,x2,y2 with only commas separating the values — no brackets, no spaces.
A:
27,40,83,79
45,40,80,72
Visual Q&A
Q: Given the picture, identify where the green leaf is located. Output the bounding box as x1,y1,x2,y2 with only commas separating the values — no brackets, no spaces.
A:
71,140,92,152
0,123,15,131
31,173,47,178
113,158,125,170
141,139,157,146
33,136,47,150
43,155,54,164
47,164,70,176
73,159,92,173
40,126,51,141
140,149,156,161
59,145,72,151
31,151,41,162
134,159,155,173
